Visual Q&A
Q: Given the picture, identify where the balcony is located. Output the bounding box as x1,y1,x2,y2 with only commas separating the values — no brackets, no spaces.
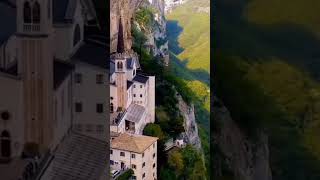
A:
23,23,40,32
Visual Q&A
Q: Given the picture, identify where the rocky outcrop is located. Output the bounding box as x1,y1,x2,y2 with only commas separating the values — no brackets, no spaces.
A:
213,97,272,180
110,0,143,52
177,95,202,150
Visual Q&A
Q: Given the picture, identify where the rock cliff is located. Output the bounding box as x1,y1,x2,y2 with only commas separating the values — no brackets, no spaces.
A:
177,95,202,150
110,0,143,52
213,97,272,180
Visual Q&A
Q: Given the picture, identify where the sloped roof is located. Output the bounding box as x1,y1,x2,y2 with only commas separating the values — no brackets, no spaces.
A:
111,133,158,154
133,74,149,84
72,39,108,69
53,0,97,24
40,131,108,180
54,60,74,89
125,104,146,123
127,80,133,89
0,1,16,45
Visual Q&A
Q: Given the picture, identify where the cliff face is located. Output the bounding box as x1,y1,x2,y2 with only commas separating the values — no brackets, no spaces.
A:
110,0,143,52
177,95,202,150
213,97,272,180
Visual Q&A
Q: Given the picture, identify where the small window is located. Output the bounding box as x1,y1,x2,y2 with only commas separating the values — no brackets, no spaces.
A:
153,163,155,168
1,111,10,120
110,97,113,100
75,73,82,83
96,74,104,84
110,150,113,155
96,103,103,113
133,94,136,97
142,153,144,157
142,162,145,167
153,153,155,158
110,160,114,165
131,154,136,159
140,94,143,98
75,102,82,112
120,152,125,157
142,173,145,178
140,85,143,88
133,85,136,88
132,164,136,169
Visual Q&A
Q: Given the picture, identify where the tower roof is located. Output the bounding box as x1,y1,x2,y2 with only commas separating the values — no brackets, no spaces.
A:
117,17,125,53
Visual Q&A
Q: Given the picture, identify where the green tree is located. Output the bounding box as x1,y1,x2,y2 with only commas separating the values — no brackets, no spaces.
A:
143,123,165,139
168,150,184,175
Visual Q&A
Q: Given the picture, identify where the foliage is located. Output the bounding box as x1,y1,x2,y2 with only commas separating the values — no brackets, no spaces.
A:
116,169,134,180
134,7,155,32
168,150,184,175
143,123,165,140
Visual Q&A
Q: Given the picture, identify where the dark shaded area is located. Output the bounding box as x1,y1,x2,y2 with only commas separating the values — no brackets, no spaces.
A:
214,0,320,179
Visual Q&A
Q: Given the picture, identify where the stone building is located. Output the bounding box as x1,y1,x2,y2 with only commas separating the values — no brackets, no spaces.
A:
0,0,109,179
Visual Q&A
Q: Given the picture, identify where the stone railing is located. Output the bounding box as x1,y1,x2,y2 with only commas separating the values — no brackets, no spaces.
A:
23,24,40,32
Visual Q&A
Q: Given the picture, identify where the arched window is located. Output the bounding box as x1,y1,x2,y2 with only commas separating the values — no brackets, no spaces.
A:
73,24,81,46
23,1,32,23
117,62,123,71
1,130,11,158
32,1,41,24
133,69,136,76
110,103,114,113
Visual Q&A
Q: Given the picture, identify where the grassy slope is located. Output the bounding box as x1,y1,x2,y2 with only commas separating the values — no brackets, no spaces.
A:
246,0,320,37
166,0,211,177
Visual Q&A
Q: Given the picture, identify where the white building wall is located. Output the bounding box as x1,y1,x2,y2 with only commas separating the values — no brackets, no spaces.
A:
147,76,155,123
110,141,157,180
132,82,147,106
73,63,108,140
52,76,72,149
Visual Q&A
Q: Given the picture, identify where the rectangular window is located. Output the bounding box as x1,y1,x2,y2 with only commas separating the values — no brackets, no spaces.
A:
110,160,114,165
140,94,142,98
96,103,103,113
132,164,136,169
110,150,113,155
153,163,155,168
142,162,145,168
142,173,145,178
133,85,136,88
153,153,155,158
133,94,136,97
96,74,104,84
75,73,82,83
131,154,136,159
140,85,143,88
75,102,82,112
120,152,125,157
142,153,144,158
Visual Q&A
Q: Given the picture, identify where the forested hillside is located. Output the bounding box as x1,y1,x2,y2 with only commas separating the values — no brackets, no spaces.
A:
166,0,211,178
215,0,320,179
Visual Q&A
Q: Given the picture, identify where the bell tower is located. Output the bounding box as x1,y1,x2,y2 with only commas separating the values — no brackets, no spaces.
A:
114,18,128,109
16,0,54,152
